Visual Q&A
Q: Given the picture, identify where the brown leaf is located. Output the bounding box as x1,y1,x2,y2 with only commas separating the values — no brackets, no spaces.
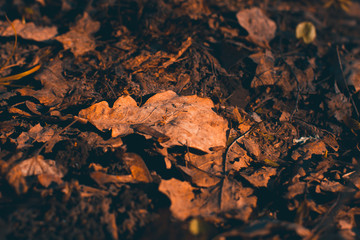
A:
159,178,199,220
12,155,63,177
37,173,64,187
291,140,327,161
178,165,221,187
6,155,63,194
79,91,228,153
286,174,307,199
0,19,57,41
121,153,152,183
55,12,100,57
159,177,256,222
90,171,134,186
249,51,292,91
179,151,223,187
17,57,73,106
16,123,56,149
240,167,277,188
236,7,276,48
326,92,352,122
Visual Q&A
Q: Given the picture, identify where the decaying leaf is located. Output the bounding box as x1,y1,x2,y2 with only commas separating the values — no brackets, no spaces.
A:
249,50,316,93
17,57,74,106
121,153,153,183
159,177,257,221
240,167,277,188
37,173,64,187
326,93,352,122
159,178,199,220
0,19,57,41
182,150,223,184
90,171,135,186
11,155,63,177
286,174,307,199
236,7,276,48
55,12,100,57
291,140,327,161
249,51,290,90
6,155,63,194
79,90,228,153
15,123,56,149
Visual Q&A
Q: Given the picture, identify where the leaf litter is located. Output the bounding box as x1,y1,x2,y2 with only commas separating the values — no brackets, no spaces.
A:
0,0,360,239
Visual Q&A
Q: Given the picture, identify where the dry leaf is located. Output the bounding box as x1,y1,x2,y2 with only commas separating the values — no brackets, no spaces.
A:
80,132,124,150
159,178,199,220
296,22,316,44
286,174,306,199
178,165,221,187
37,173,64,187
16,123,56,149
236,7,276,48
292,140,327,161
11,155,63,177
79,90,228,153
55,12,100,57
159,177,257,221
249,51,292,91
17,57,73,106
0,19,57,41
90,171,134,186
6,155,63,194
240,167,277,188
122,153,152,183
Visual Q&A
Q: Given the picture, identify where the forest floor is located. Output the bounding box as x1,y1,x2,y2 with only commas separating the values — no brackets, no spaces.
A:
1,0,360,239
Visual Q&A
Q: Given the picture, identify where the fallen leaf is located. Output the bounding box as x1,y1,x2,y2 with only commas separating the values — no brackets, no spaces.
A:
90,171,135,186
159,178,198,220
55,12,100,57
0,19,57,41
37,173,64,187
6,155,63,194
16,123,56,149
79,90,228,153
159,177,256,221
249,51,292,90
240,167,277,188
121,153,152,183
286,174,307,199
291,140,327,161
236,7,276,48
17,57,73,106
12,155,63,177
296,22,316,44
319,180,345,192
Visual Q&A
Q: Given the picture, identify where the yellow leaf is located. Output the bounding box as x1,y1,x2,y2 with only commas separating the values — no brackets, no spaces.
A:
296,22,316,44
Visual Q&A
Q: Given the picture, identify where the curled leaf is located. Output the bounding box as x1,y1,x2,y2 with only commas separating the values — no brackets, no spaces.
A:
296,22,316,44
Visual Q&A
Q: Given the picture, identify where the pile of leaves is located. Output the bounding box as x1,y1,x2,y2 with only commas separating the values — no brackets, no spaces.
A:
1,0,360,239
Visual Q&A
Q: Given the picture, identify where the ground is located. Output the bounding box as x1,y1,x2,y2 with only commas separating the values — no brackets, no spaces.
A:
0,0,360,239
